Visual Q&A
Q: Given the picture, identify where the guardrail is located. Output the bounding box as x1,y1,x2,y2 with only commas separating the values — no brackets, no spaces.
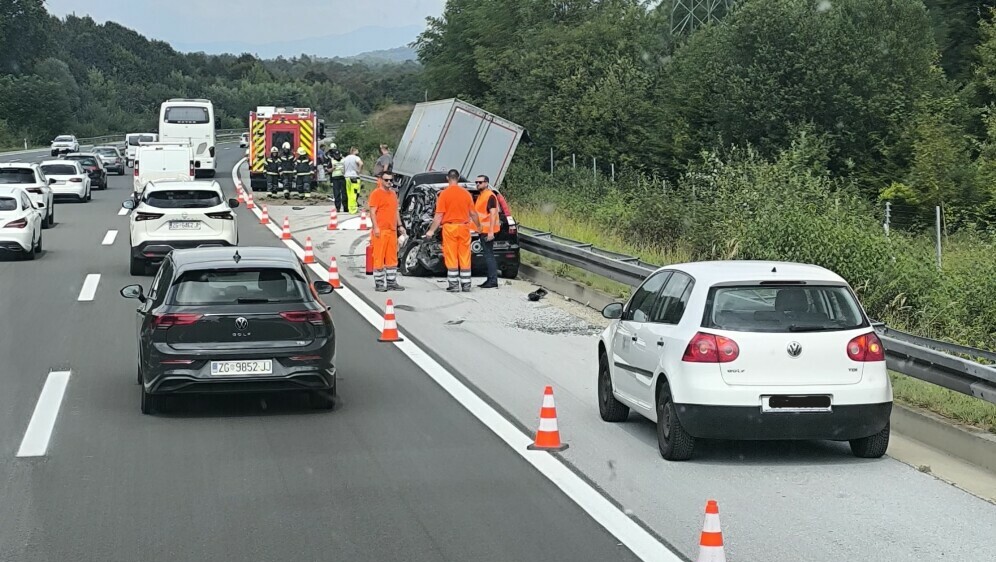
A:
516,225,996,405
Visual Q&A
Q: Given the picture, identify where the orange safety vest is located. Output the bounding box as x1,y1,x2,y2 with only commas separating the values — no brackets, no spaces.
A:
474,187,498,235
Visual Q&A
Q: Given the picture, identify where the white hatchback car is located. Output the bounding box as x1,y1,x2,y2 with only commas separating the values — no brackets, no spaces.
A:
39,160,91,202
0,163,55,228
597,261,892,461
0,187,44,259
123,180,239,275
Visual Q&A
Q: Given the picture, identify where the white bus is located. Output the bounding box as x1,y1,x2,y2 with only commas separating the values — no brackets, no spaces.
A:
158,98,216,178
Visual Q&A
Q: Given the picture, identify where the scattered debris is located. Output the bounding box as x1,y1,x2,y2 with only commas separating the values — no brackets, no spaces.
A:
394,304,416,312
528,287,548,302
444,319,465,325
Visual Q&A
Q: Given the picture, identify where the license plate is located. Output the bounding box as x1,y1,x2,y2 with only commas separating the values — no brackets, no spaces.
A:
169,221,200,230
210,360,273,376
761,395,832,413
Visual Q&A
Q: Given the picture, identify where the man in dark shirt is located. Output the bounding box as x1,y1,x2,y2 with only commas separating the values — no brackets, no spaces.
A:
373,144,393,177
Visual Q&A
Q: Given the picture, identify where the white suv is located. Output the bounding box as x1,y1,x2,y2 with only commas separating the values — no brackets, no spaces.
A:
597,261,892,461
0,163,55,228
123,180,239,275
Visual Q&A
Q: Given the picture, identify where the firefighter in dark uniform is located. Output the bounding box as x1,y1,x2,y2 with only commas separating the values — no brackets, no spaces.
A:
294,147,314,196
278,142,296,197
265,146,281,194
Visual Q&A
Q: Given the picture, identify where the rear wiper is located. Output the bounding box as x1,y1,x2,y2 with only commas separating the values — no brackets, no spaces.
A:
787,325,835,332
236,297,271,303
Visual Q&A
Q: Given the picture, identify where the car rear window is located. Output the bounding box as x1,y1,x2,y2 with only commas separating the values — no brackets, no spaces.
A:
0,197,18,211
94,148,117,156
170,269,308,305
67,156,98,167
55,136,73,142
129,135,155,146
41,165,77,175
704,284,867,333
0,169,37,184
144,190,222,209
164,106,210,124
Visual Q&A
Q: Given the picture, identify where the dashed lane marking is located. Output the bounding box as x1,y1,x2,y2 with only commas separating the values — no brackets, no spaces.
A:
101,230,118,245
16,371,72,458
77,274,100,302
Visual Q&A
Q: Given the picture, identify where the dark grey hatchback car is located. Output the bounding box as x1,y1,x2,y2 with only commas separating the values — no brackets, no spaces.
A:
121,246,337,414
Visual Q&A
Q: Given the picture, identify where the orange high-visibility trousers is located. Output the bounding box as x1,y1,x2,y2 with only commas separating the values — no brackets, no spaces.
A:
442,223,471,270
372,230,399,270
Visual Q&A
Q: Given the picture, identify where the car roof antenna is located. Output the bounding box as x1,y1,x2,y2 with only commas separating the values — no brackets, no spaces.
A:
233,249,242,264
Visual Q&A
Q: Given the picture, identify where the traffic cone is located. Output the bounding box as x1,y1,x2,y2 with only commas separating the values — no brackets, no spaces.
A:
281,216,291,240
527,386,569,451
696,500,726,562
365,243,373,275
327,257,342,289
260,205,269,225
378,299,404,342
237,186,245,204
303,236,316,264
359,210,369,231
246,190,255,210
327,207,338,231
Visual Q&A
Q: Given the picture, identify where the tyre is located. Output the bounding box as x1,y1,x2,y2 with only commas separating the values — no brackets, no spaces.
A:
86,188,92,201
141,387,166,415
500,262,520,279
51,151,57,157
656,381,695,461
23,236,37,261
47,206,55,228
130,255,146,276
598,351,629,422
849,422,890,458
34,231,42,254
309,389,336,410
400,240,429,277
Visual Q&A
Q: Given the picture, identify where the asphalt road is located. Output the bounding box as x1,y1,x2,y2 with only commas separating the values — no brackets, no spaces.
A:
0,145,642,561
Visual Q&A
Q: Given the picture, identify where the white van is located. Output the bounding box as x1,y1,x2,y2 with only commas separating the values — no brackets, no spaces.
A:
124,133,158,167
133,143,194,198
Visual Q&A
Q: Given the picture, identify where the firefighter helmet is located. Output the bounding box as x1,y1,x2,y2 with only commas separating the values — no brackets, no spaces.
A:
282,142,291,150
328,143,337,150
270,146,278,153
297,147,307,155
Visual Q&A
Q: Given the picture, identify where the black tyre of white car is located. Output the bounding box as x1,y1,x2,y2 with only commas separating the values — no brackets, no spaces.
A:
400,240,428,277
130,255,146,276
656,381,695,461
849,422,890,458
598,351,629,422
47,206,55,227
34,232,42,254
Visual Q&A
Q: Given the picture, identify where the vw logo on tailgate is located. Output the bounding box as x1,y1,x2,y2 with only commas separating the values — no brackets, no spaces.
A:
235,317,249,331
786,341,803,358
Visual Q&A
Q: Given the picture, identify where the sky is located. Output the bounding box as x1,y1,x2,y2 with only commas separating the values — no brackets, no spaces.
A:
43,0,447,57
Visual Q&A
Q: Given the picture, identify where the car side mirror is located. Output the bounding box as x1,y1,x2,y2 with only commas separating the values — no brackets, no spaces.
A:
313,281,334,294
120,284,146,302
121,199,136,210
228,198,240,208
35,202,45,209
602,302,624,320
48,178,56,185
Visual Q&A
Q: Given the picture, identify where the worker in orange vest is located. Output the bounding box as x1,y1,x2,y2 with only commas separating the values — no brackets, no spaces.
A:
473,174,500,288
424,169,482,292
367,171,406,292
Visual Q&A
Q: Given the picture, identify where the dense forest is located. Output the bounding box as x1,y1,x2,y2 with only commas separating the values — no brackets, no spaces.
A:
0,0,424,145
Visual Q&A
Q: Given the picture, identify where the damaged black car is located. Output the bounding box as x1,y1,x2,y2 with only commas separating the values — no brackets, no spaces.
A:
396,172,521,279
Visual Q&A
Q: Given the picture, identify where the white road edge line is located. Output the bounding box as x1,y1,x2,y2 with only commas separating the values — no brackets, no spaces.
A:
230,159,679,562
16,371,72,457
101,230,118,246
77,274,100,302
117,207,130,216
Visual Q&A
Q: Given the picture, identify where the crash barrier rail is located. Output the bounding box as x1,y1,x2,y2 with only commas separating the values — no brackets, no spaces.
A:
515,226,996,405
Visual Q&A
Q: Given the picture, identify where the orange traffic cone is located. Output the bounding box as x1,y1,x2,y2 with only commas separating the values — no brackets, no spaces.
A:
246,190,255,210
696,500,726,562
303,236,316,264
377,299,403,342
281,216,291,240
359,210,369,231
365,243,373,275
327,257,342,289
236,185,245,204
527,386,569,451
327,207,338,231
260,205,270,225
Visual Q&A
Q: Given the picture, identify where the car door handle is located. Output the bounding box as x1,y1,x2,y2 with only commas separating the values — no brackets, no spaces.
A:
657,339,665,347
631,336,638,342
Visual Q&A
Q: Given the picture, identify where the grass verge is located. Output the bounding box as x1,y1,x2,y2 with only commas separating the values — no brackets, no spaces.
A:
890,372,996,434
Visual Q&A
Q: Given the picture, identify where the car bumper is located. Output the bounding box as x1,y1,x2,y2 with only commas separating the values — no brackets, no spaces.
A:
0,233,33,253
143,350,336,395
51,185,86,198
675,402,892,441
132,239,235,262
51,147,74,153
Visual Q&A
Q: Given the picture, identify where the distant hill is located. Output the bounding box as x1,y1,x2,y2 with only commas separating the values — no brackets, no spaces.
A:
172,25,422,60
334,46,418,65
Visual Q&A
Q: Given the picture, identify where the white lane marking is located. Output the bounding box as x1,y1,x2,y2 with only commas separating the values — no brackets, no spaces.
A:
77,274,100,302
117,207,130,216
231,159,679,562
101,230,118,245
16,371,72,457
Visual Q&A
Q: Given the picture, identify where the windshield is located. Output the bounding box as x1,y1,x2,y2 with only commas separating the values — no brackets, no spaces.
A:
144,189,221,208
40,165,78,175
704,285,867,333
128,135,155,146
170,268,308,305
0,197,17,211
164,106,210,124
0,169,37,184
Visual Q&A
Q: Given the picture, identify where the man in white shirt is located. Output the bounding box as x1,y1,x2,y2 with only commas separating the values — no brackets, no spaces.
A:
342,147,363,214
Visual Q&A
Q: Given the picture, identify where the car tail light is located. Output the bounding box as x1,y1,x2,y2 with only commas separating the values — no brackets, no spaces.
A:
279,310,326,325
205,211,234,220
69,177,83,183
134,161,140,176
190,161,195,177
152,313,203,329
4,217,27,229
507,222,517,235
847,333,885,362
26,188,43,194
134,211,163,221
682,332,740,363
